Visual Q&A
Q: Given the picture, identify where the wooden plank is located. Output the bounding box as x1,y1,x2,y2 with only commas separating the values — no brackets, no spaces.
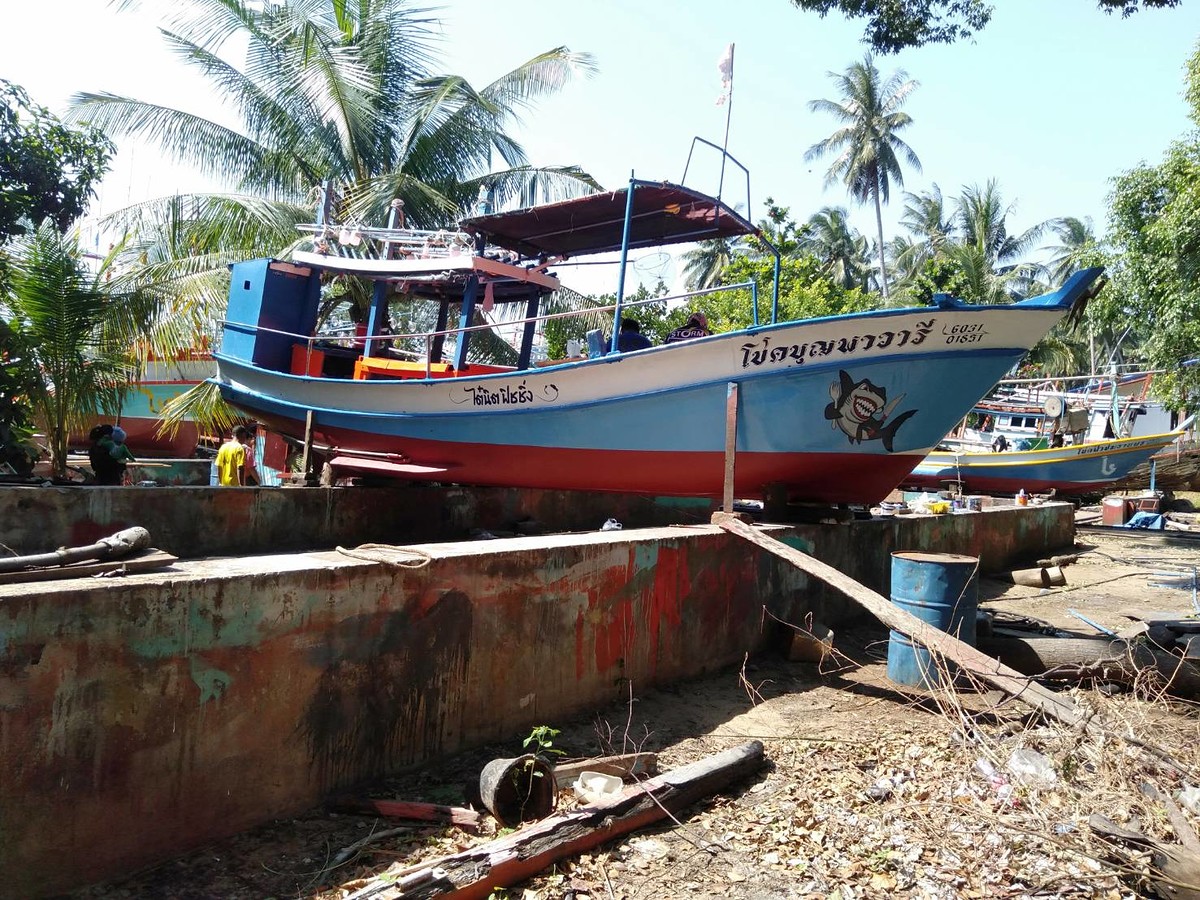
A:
290,251,561,290
723,382,738,515
712,513,1091,730
331,798,480,832
1119,610,1200,630
0,549,178,585
553,752,658,788
1140,781,1200,856
346,741,764,900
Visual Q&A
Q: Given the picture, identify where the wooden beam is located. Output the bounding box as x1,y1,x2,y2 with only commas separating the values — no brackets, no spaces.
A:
553,753,658,788
290,251,561,290
723,382,738,514
0,549,178,585
712,513,1092,730
346,741,764,900
331,798,480,832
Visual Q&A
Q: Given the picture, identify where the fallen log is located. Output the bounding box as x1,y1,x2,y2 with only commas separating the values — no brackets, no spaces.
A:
978,634,1200,700
712,513,1092,731
346,740,765,900
552,752,658,788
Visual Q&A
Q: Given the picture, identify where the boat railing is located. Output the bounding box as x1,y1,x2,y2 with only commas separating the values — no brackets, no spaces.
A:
294,223,486,262
222,279,759,379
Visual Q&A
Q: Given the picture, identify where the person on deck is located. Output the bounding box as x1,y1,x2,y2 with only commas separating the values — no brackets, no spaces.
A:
664,312,711,344
216,425,252,486
616,317,652,352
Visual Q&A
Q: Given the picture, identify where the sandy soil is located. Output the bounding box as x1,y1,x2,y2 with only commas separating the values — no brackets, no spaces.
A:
73,527,1200,900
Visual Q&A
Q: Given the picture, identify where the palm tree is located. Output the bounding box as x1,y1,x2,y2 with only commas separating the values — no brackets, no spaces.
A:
68,0,599,354
799,206,872,291
899,185,951,255
805,54,921,300
681,238,738,290
4,221,150,476
1042,216,1096,286
953,181,1044,269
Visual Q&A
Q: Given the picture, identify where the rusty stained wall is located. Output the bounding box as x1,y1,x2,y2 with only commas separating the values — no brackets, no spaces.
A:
0,505,1074,897
0,527,805,898
0,484,718,558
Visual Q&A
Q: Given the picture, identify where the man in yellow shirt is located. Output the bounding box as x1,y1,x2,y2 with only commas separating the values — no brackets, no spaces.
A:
215,426,251,486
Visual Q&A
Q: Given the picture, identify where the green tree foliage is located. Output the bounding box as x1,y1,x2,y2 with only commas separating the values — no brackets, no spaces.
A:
0,80,112,243
1103,39,1200,407
799,206,872,291
789,1,1176,53
805,55,920,300
0,319,39,473
703,255,875,329
4,222,150,476
541,284,670,359
68,0,598,368
1108,147,1200,407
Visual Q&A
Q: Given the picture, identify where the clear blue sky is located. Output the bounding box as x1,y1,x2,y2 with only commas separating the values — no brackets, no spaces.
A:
4,0,1199,287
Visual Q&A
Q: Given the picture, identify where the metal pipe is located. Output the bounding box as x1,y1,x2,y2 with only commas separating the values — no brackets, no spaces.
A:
0,527,151,574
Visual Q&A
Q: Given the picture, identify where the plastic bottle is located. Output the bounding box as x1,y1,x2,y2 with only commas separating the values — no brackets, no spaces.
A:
1017,489,1028,506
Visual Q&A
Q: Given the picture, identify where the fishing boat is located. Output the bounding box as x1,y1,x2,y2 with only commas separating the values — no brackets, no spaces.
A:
904,430,1185,497
75,354,214,458
210,154,1106,504
944,370,1185,453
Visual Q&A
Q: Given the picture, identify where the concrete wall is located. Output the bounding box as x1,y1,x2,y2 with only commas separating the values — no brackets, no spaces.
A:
0,503,1074,896
0,484,721,559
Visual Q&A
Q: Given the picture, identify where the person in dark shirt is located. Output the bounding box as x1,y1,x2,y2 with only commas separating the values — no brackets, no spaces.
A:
88,424,124,485
616,317,652,352
664,312,712,344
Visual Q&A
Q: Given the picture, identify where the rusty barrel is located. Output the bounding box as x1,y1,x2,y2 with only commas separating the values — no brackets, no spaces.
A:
886,551,979,688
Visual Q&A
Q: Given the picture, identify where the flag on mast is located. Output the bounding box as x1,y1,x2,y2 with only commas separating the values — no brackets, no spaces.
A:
716,43,734,106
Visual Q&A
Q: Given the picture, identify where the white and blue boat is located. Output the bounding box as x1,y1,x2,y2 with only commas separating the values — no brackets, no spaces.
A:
905,430,1184,498
211,159,1105,504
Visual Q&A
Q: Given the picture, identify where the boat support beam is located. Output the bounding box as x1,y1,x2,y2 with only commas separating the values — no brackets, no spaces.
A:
723,382,738,513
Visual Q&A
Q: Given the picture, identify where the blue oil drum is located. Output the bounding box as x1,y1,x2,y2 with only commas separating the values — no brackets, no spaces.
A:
886,551,979,688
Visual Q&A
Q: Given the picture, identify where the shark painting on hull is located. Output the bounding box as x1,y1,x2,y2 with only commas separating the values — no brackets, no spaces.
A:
824,369,918,452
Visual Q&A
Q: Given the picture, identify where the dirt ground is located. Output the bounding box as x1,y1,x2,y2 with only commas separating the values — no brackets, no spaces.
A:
72,524,1200,900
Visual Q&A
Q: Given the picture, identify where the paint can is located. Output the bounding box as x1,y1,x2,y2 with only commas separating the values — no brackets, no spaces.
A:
478,754,557,827
886,552,979,689
966,496,983,512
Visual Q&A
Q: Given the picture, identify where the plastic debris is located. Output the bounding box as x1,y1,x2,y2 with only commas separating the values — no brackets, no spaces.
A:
1178,784,1200,815
600,518,623,531
1006,748,1057,788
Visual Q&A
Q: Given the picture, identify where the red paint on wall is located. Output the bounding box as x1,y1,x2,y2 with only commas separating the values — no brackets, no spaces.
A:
575,607,586,682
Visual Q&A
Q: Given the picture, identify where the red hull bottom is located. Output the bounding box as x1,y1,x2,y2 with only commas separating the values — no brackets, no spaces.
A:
74,416,200,459
271,416,924,504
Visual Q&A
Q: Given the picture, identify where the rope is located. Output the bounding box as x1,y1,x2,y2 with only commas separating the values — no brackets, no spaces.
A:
335,543,433,568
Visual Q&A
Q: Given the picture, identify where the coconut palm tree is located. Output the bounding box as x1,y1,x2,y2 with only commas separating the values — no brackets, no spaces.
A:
805,54,921,300
799,206,872,291
1042,216,1096,287
68,0,599,351
3,221,152,476
899,185,951,255
681,238,738,291
953,181,1044,268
